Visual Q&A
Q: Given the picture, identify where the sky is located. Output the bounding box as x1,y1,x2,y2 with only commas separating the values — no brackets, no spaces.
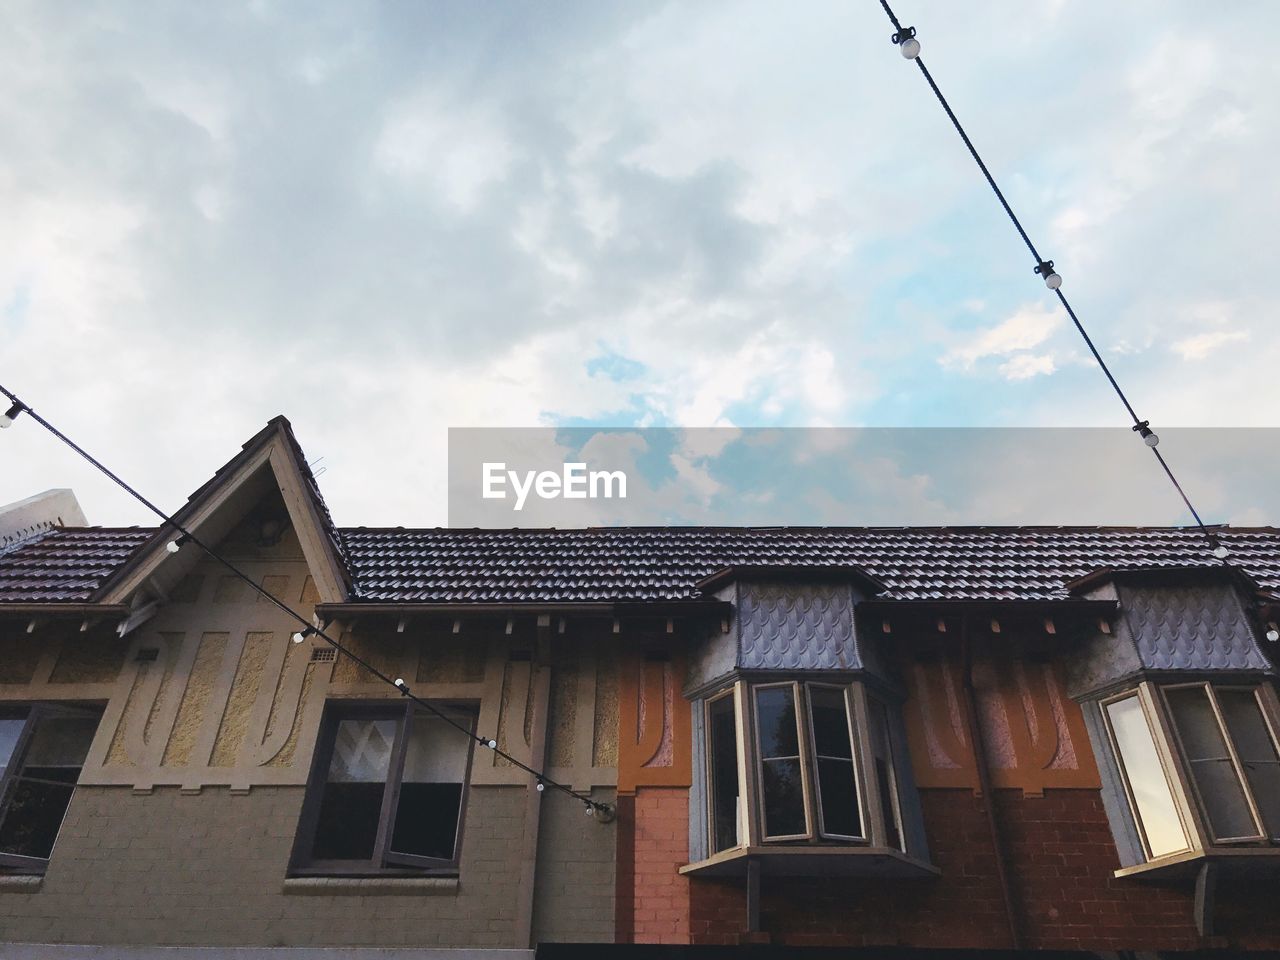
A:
1,0,1277,529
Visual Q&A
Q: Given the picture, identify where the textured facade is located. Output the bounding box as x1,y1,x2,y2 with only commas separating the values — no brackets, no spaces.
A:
4,418,1280,957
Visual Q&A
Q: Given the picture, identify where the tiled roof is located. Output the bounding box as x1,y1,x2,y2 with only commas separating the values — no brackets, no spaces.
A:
0,528,153,603
342,527,1280,603
7,525,1278,606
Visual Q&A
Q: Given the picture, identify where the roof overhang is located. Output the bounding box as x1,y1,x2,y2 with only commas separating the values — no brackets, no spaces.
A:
1065,563,1259,596
0,603,131,619
315,599,732,619
695,563,886,596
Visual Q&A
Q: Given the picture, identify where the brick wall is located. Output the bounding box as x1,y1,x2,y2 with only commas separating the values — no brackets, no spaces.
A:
628,787,690,944
532,787,617,943
0,784,530,948
690,787,1280,951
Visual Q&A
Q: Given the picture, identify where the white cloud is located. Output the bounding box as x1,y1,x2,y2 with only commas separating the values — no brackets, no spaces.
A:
999,353,1057,380
944,303,1064,370
1172,329,1249,361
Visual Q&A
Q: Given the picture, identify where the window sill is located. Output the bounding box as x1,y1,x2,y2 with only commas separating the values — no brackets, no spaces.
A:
0,875,43,893
281,876,459,896
679,845,938,879
1116,847,1280,880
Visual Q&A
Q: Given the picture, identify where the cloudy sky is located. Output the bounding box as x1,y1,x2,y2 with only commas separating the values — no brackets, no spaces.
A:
1,0,1276,529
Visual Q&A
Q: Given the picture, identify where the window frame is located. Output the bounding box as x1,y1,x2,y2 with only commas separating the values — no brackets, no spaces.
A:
290,699,477,877
0,702,103,874
1099,686,1194,862
703,679,908,854
704,687,744,855
751,681,814,842
805,681,866,843
1099,679,1280,866
1160,681,1280,845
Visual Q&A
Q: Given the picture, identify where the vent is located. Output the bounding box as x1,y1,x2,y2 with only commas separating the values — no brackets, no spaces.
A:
309,647,336,664
135,648,160,663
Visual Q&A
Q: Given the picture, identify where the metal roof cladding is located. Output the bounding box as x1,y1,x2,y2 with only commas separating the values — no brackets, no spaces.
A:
3,525,1280,606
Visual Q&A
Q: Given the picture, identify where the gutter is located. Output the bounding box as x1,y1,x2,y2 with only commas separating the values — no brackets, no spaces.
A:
0,603,131,618
315,600,732,618
959,614,1023,950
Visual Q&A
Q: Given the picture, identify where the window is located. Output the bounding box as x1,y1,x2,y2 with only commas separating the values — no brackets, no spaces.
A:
1165,683,1280,844
0,704,102,873
1103,692,1190,859
707,691,741,854
703,680,909,855
1099,680,1280,867
292,701,476,875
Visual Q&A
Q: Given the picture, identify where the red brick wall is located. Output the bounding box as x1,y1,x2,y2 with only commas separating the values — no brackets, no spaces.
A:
689,787,1280,951
628,787,691,944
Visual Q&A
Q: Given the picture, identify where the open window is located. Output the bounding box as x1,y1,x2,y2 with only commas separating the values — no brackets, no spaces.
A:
1098,680,1280,875
291,700,476,876
0,704,102,874
692,679,928,877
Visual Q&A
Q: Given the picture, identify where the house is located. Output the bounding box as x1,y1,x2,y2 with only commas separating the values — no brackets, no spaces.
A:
2,417,1280,957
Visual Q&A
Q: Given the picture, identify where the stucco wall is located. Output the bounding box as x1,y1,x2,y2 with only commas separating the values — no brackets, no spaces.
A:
0,785,530,948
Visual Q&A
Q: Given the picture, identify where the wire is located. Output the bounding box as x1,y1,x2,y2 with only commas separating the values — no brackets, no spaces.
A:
0,383,610,816
877,1,1225,556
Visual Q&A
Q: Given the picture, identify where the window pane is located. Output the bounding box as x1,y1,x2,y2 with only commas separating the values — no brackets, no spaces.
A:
707,695,741,854
809,687,861,839
1105,696,1187,857
0,711,98,861
1218,689,1280,839
755,687,800,759
0,782,74,859
755,686,806,839
810,688,854,760
312,718,397,860
0,716,25,780
760,758,806,837
1166,687,1258,840
868,699,903,851
390,715,469,861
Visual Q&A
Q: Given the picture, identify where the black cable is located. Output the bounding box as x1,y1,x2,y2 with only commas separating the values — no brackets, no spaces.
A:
878,1,1224,555
0,383,610,815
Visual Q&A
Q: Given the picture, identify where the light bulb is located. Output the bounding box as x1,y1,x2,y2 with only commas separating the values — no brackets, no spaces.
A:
393,678,408,693
1044,271,1062,290
166,540,182,554
1213,544,1230,560
536,781,545,792
1267,628,1280,643
1133,421,1159,448
0,402,22,429
900,37,920,59
486,739,497,750
1143,431,1159,448
291,631,306,644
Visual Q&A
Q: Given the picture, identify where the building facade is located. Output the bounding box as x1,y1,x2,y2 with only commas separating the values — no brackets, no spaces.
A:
2,418,1280,957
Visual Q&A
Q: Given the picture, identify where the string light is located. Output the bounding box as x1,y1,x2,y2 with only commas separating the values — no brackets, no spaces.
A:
0,383,613,819
0,401,24,429
1035,261,1062,291
892,25,920,59
877,1,1226,562
1132,421,1159,448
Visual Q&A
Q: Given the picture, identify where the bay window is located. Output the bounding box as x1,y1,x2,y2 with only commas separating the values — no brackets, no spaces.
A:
1098,680,1280,870
700,679,917,862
